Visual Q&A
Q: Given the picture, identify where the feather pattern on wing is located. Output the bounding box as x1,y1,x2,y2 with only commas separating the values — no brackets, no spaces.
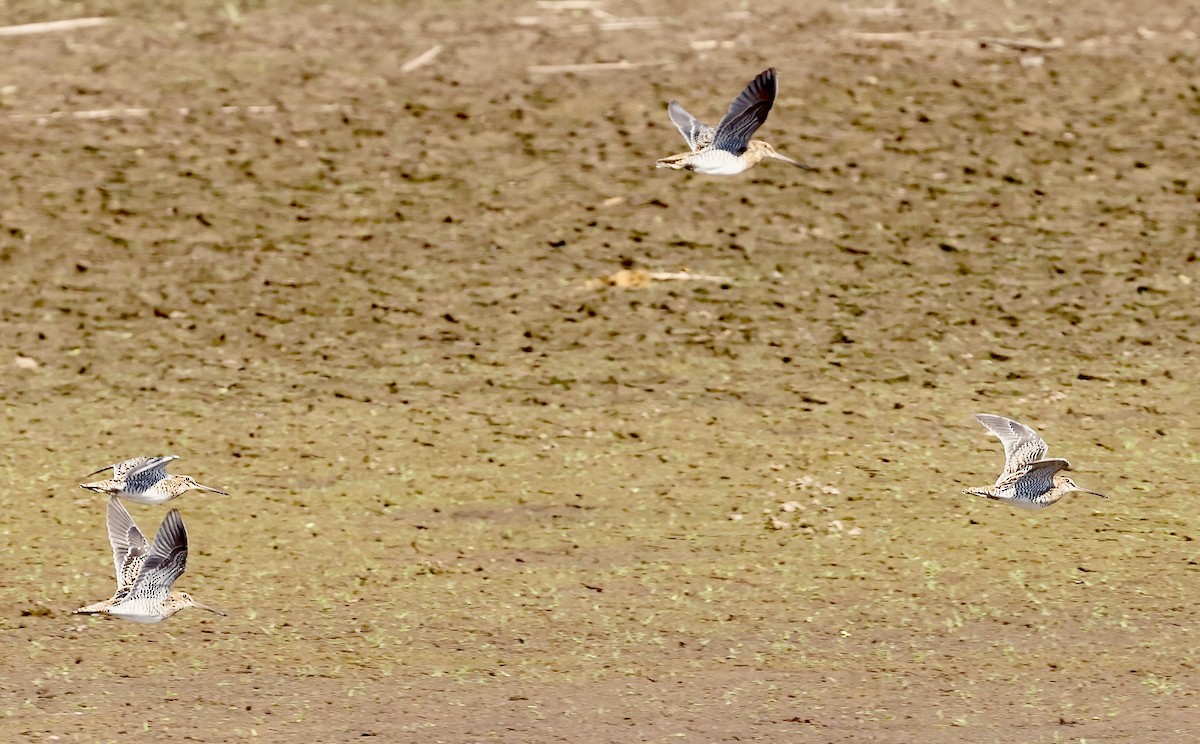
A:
128,509,189,601
123,455,180,493
105,497,149,593
667,101,715,151
711,67,778,154
1010,459,1072,500
84,456,154,479
973,413,1049,477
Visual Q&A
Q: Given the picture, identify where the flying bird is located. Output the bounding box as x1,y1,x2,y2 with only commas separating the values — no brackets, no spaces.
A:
80,455,227,505
964,413,1107,509
655,67,811,176
75,502,225,623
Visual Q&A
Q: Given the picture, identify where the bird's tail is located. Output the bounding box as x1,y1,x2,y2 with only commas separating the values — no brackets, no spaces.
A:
655,154,692,170
963,487,996,499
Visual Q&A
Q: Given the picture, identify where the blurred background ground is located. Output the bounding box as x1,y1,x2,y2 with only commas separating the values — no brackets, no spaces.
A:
0,0,1198,741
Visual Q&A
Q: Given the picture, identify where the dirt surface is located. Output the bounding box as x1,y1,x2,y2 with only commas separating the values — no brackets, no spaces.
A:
1,0,1198,741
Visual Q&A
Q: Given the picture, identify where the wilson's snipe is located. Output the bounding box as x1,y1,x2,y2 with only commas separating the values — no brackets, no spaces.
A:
964,413,1107,509
80,455,227,505
655,68,811,176
75,500,225,623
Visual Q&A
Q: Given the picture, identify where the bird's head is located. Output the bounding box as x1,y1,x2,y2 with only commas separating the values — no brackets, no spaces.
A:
747,140,813,170
80,479,120,495
174,475,228,496
168,591,226,618
171,592,226,614
1058,475,1107,499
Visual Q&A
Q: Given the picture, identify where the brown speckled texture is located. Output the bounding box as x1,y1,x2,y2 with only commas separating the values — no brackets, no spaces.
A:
1,0,1198,741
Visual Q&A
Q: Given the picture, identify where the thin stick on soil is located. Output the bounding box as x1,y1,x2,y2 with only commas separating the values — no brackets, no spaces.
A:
845,30,940,42
401,45,443,73
843,30,984,52
578,19,662,31
0,17,110,36
978,36,1066,52
536,0,606,10
841,3,904,16
589,269,733,289
646,271,731,283
528,60,670,74
9,103,349,123
8,107,150,122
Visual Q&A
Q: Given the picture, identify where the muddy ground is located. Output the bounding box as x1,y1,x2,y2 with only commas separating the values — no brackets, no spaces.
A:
0,0,1198,741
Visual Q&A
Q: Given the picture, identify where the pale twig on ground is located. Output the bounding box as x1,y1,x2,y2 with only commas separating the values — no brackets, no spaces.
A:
845,30,1010,53
690,39,736,51
586,269,732,289
645,271,731,283
536,0,605,10
9,107,150,122
846,29,1067,54
979,36,1066,52
574,18,661,31
0,17,110,37
845,30,969,47
841,2,903,16
527,60,670,74
520,16,662,31
401,45,443,73
9,103,347,123
519,0,662,33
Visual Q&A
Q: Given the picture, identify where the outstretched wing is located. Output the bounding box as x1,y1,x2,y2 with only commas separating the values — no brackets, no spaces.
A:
667,101,715,151
129,509,189,600
84,456,141,479
105,497,149,592
973,413,1048,474
712,68,778,155
1012,458,1071,496
111,456,158,480
85,455,176,479
124,455,180,491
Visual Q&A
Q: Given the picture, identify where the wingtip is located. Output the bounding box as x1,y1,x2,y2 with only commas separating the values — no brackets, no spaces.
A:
105,494,130,522
972,413,1010,429
158,508,188,548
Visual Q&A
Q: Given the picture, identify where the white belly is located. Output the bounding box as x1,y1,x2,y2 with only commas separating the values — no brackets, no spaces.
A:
687,150,749,176
109,603,165,623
